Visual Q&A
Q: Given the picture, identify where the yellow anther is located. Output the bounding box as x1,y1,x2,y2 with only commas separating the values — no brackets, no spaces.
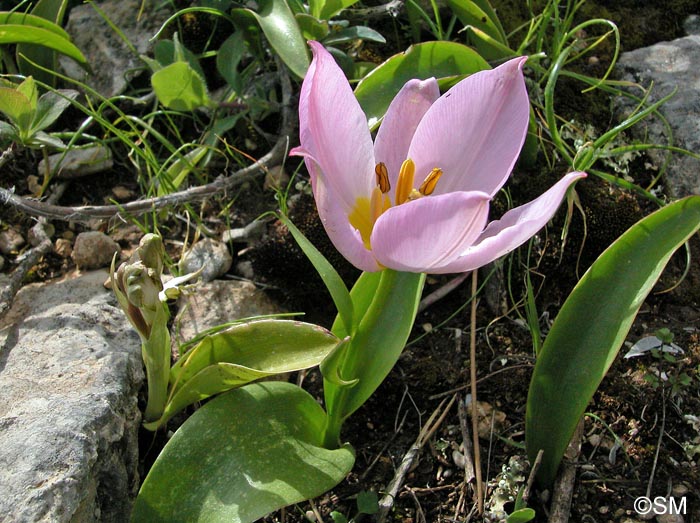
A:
375,162,391,193
419,168,443,196
395,158,416,205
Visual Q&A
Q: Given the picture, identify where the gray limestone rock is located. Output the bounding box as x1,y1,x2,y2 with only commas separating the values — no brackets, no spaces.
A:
0,270,143,522
60,0,170,98
615,34,700,198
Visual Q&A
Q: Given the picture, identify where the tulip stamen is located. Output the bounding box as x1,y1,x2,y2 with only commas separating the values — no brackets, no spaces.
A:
395,159,416,205
419,168,443,196
375,162,391,193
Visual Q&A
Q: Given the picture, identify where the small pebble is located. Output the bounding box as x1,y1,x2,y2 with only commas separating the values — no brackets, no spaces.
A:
179,238,232,282
111,185,135,200
71,231,120,269
54,238,73,258
0,228,25,254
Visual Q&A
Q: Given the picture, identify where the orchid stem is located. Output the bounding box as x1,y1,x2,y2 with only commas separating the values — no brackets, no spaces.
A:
469,270,484,514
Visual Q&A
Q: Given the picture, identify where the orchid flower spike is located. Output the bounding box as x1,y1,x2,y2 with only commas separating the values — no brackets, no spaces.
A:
291,42,586,273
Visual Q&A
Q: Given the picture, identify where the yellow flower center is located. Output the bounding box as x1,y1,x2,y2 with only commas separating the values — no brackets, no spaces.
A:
348,158,443,249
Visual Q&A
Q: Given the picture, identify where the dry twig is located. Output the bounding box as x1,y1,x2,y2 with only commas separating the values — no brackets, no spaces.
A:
0,67,295,225
376,394,458,522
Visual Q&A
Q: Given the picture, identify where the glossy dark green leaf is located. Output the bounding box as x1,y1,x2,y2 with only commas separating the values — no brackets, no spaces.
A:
354,41,489,127
132,382,355,523
526,196,700,486
237,0,309,79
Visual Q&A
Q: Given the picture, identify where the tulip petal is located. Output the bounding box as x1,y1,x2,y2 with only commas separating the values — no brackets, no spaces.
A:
293,41,375,211
436,172,586,273
311,163,381,272
374,78,440,193
371,191,491,272
408,57,530,197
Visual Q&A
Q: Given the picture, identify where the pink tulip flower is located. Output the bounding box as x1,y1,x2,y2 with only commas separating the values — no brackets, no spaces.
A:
291,42,585,273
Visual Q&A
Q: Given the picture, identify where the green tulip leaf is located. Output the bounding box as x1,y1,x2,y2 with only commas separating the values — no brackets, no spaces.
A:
146,320,341,429
151,61,211,111
324,270,425,427
279,214,354,335
132,382,355,523
526,196,700,486
354,41,490,127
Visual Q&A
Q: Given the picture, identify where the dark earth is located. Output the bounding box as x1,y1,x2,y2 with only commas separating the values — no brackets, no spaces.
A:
0,0,699,521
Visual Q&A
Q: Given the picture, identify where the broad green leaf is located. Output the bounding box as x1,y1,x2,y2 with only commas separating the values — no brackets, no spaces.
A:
354,41,490,127
31,89,78,134
152,320,341,426
172,320,339,378
0,87,32,131
153,39,206,80
526,196,700,486
324,270,425,431
236,0,309,79
151,61,211,111
216,32,246,92
446,0,507,44
18,0,69,86
507,508,536,523
279,214,354,334
0,24,87,67
132,382,355,523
